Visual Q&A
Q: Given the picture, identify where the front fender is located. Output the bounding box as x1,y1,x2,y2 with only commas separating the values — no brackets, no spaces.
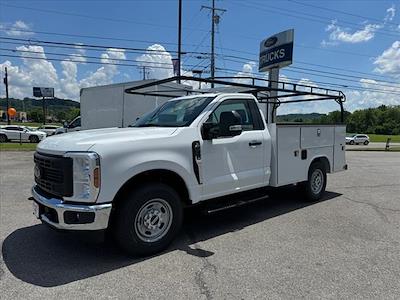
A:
97,153,200,204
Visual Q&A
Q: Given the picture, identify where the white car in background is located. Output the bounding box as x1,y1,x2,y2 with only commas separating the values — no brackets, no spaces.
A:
55,116,81,134
38,125,60,136
346,134,370,145
0,125,47,143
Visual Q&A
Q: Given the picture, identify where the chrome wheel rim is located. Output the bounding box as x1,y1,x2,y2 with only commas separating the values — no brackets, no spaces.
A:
134,198,173,243
311,169,324,194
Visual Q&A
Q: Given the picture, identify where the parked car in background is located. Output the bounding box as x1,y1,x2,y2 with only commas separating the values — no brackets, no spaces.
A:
346,134,370,145
0,125,47,143
55,116,81,134
38,125,60,136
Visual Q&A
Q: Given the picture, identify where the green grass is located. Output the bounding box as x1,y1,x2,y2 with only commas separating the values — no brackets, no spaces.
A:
0,142,37,151
367,134,400,143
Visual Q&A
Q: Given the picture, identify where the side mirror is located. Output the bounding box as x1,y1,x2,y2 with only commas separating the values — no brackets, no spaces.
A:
201,122,220,140
219,111,243,137
63,121,68,128
228,124,243,136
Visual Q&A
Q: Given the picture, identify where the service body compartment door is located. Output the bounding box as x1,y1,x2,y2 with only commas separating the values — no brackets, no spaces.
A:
300,126,334,148
276,126,307,185
333,125,346,172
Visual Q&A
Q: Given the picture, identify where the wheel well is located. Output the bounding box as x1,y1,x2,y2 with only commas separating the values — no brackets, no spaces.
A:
310,157,331,173
112,169,191,209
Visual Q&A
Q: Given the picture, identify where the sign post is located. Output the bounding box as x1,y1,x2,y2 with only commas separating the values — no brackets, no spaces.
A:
259,29,294,123
33,87,54,125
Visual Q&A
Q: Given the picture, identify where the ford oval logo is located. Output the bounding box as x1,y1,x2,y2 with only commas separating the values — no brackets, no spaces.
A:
264,37,278,48
34,165,41,179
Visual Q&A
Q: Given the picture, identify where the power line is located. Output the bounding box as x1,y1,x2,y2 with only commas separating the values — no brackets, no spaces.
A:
232,1,400,38
3,36,398,88
288,0,400,27
0,26,383,61
0,54,199,71
0,36,210,56
0,47,209,69
1,3,209,33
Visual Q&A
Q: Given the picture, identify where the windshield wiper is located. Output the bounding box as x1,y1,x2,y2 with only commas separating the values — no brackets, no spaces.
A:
135,124,163,127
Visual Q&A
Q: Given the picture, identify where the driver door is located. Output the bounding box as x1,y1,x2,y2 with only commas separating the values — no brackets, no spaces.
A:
200,98,266,199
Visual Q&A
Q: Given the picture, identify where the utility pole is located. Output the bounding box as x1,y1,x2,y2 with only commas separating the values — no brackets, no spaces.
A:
42,96,46,125
3,67,10,125
142,66,147,80
202,1,226,88
177,0,182,83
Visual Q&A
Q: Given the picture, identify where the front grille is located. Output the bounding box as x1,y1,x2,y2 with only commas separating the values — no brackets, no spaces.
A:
34,152,73,198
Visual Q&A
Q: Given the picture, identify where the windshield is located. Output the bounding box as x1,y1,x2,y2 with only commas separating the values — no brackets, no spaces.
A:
132,96,214,127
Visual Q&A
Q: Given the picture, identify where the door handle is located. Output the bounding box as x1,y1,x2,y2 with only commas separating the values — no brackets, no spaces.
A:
249,140,262,147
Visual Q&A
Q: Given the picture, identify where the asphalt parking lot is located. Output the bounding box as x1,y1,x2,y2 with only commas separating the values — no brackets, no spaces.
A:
1,151,400,299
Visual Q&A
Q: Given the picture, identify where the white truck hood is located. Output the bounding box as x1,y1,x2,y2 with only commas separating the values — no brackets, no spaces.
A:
36,127,178,155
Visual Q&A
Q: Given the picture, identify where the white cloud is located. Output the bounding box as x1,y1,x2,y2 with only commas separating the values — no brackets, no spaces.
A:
233,62,257,84
136,44,174,79
0,46,127,100
345,78,400,111
0,20,34,37
384,5,396,23
78,48,126,90
373,41,400,77
325,20,381,44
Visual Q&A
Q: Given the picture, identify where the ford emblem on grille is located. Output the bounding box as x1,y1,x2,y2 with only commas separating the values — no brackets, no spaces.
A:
34,165,41,179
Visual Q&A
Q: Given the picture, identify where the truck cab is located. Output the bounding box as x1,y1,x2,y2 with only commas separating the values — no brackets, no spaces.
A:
31,76,347,256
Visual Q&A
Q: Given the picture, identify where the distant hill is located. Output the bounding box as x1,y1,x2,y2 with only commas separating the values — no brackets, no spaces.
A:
0,97,79,111
277,113,325,123
0,97,80,122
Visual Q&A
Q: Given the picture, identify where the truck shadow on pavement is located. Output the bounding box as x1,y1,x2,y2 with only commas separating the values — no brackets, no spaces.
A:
2,188,341,287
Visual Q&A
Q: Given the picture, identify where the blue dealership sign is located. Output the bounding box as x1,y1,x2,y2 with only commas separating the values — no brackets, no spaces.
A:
259,29,294,71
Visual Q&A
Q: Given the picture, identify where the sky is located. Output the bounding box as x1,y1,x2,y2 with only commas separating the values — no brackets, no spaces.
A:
0,0,399,114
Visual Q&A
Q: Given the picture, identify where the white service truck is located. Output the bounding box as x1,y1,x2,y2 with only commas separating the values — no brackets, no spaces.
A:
31,76,347,256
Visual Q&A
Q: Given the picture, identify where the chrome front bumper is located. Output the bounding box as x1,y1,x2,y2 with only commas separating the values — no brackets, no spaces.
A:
31,185,112,230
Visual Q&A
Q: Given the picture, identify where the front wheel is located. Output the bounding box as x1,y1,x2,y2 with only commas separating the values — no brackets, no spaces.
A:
349,140,355,145
299,162,327,202
0,134,7,143
364,141,369,145
29,135,39,143
113,183,183,256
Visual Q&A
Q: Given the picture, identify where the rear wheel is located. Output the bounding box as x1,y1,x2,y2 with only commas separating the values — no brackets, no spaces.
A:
299,161,327,202
113,183,183,256
0,134,7,143
29,135,39,143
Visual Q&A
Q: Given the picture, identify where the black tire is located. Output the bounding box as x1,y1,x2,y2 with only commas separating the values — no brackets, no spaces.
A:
0,134,7,143
29,135,39,143
113,183,183,257
349,140,355,145
364,140,369,145
299,161,327,202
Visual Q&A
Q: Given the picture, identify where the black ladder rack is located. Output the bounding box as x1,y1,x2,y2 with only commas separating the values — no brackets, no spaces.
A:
124,75,346,122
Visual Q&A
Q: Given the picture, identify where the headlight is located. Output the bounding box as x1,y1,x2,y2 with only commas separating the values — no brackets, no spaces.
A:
63,152,101,202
